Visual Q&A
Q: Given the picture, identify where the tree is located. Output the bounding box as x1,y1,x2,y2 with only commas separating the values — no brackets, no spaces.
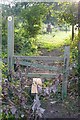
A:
53,2,78,41
21,3,48,38
2,3,49,55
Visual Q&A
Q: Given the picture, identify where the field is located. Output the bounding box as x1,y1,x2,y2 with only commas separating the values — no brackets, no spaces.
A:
37,30,72,51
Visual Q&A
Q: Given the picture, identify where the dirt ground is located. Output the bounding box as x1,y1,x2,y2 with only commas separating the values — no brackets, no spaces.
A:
39,48,79,119
42,99,78,118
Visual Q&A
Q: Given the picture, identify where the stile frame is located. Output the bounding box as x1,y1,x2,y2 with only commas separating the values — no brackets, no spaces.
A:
7,16,70,100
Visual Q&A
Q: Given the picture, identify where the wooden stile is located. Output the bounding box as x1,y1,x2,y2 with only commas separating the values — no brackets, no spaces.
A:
7,16,70,99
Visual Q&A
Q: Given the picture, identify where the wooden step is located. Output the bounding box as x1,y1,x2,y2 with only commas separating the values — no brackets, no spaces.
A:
27,73,57,78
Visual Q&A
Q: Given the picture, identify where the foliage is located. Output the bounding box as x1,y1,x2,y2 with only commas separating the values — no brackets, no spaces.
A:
51,2,78,41
70,35,78,63
2,3,49,55
2,67,32,119
52,2,78,25
1,59,62,119
20,3,48,38
2,17,7,51
2,2,78,55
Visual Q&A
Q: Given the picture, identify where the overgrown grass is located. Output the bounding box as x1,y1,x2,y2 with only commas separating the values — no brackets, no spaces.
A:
37,30,71,51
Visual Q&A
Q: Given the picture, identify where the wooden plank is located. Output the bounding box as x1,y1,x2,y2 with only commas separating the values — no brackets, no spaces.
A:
13,55,64,61
8,16,14,71
15,61,62,71
62,46,70,100
27,73,57,78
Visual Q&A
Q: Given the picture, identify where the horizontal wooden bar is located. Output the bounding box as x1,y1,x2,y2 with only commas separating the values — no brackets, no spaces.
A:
27,73,57,78
16,61,62,71
13,55,64,61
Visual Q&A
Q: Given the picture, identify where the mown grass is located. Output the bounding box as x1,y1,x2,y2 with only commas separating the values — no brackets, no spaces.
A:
37,30,71,51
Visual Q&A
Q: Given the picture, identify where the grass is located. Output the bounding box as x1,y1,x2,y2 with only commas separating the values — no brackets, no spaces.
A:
37,30,71,51
0,114,2,120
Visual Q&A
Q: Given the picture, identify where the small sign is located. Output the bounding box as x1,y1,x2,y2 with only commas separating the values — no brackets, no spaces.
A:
8,16,12,21
31,78,42,93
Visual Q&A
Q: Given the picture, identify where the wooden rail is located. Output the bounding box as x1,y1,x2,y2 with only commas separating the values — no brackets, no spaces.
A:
27,73,57,78
14,61,62,72
13,55,64,61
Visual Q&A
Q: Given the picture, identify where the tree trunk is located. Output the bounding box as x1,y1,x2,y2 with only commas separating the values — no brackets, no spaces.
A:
72,24,74,41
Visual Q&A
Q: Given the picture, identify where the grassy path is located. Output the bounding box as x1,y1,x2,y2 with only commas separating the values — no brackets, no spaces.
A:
37,30,71,51
39,45,78,119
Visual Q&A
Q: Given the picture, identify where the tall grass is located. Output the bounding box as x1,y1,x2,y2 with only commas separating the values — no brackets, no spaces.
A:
37,30,71,51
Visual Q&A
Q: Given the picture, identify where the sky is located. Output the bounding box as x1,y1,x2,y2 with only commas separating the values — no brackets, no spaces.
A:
0,0,80,4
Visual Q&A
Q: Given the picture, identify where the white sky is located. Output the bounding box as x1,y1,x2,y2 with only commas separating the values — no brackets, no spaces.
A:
1,0,13,4
0,0,80,4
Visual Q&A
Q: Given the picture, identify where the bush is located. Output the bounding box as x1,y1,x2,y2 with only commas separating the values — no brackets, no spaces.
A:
70,35,78,63
65,34,79,75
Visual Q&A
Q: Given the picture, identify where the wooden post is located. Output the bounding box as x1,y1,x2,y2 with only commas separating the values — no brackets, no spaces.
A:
8,16,14,71
62,46,70,100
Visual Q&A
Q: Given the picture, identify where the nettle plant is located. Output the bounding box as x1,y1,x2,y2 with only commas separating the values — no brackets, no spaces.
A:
2,67,33,119
2,61,62,119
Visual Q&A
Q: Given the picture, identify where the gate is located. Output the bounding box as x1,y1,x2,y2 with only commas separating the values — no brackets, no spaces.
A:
7,16,70,100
